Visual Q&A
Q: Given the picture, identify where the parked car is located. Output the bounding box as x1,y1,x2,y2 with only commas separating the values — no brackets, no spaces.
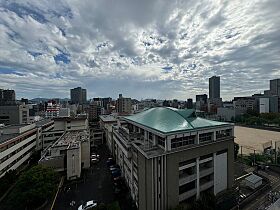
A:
78,200,98,210
91,154,100,159
111,170,121,178
109,164,120,171
91,157,100,164
106,158,115,167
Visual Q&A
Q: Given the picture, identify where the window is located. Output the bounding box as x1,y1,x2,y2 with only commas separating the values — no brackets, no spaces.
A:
199,132,213,143
216,129,231,139
179,166,196,178
179,181,196,194
157,136,165,147
171,135,195,149
179,158,196,167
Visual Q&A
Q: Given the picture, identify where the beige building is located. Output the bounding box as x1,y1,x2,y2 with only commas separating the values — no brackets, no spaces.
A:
116,94,132,114
0,119,54,178
109,107,234,210
39,130,90,180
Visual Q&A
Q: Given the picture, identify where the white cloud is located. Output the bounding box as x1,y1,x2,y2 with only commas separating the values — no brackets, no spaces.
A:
0,0,279,100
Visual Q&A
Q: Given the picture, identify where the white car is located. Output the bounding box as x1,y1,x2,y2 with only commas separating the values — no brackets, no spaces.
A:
78,200,98,210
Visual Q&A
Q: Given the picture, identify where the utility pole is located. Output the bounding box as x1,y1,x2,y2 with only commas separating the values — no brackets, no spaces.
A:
254,150,256,166
275,141,278,165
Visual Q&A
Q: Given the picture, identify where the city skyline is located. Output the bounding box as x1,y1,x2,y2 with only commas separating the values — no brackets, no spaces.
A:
0,0,280,100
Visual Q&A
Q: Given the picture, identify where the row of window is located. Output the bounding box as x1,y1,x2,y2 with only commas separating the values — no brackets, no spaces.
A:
0,139,36,164
0,146,35,176
0,131,37,153
171,136,195,149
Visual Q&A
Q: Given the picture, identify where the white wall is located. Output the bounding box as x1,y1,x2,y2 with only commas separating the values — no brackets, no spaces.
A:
214,152,227,194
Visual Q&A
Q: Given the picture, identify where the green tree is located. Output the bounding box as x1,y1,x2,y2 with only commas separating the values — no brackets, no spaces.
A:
4,165,59,210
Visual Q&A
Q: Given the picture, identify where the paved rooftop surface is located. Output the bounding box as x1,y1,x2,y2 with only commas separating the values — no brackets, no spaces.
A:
124,107,230,134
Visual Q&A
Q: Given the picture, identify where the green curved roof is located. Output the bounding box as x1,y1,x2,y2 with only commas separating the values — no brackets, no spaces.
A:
123,107,229,134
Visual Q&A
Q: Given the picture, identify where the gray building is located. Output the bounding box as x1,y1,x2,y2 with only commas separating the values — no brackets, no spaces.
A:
70,87,87,104
270,79,280,96
209,76,220,99
116,94,132,114
109,107,234,210
0,105,29,125
0,89,16,105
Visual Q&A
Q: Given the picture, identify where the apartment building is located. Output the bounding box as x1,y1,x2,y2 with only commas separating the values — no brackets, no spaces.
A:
0,119,54,178
39,130,90,180
116,94,132,114
100,115,118,152
109,107,234,210
233,97,258,112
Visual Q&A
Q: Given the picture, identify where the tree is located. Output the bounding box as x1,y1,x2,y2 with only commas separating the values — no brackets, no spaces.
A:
234,143,239,160
4,165,59,210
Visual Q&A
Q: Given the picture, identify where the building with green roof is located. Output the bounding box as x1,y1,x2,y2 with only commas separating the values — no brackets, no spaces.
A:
107,107,234,210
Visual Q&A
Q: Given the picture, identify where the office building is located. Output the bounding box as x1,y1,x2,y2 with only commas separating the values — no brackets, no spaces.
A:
109,107,234,210
209,76,220,99
270,79,280,96
116,94,132,114
70,87,87,104
0,119,54,178
100,115,118,153
0,105,29,125
233,97,258,112
39,130,90,180
259,98,270,113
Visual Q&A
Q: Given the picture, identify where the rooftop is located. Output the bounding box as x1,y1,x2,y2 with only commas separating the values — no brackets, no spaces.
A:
100,115,117,122
245,174,263,184
35,119,53,127
123,107,230,134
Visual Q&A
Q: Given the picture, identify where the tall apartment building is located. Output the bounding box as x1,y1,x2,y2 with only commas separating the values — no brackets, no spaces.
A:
209,76,220,99
116,94,132,114
0,105,29,125
0,119,54,177
109,107,234,210
89,102,102,122
70,87,87,104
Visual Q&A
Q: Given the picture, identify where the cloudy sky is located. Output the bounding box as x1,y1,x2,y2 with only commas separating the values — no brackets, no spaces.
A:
0,0,279,100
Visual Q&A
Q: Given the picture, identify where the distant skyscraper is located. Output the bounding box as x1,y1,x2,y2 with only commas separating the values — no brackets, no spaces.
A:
70,87,87,104
186,98,193,109
270,79,280,96
209,76,220,99
0,89,16,105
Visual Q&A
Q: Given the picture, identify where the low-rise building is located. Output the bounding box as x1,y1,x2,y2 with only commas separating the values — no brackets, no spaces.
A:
39,130,90,180
109,107,234,210
0,119,54,177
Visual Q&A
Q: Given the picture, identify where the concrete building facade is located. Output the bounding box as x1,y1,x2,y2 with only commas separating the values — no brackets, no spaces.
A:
0,119,54,177
209,76,220,99
0,105,29,125
39,130,90,180
108,107,234,210
70,87,87,104
116,94,132,114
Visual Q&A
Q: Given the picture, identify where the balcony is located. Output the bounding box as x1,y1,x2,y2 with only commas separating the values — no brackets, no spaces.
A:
199,167,214,178
179,188,197,202
200,180,214,192
179,174,197,186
